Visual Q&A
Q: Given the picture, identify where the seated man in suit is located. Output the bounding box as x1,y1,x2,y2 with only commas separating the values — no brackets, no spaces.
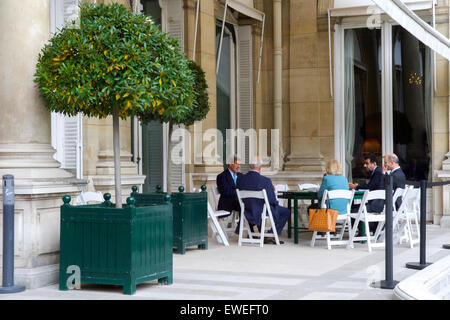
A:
349,154,385,234
236,156,290,244
383,153,406,210
216,155,243,216
349,154,385,213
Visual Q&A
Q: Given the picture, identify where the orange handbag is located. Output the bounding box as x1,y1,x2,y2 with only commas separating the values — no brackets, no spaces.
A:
308,208,339,232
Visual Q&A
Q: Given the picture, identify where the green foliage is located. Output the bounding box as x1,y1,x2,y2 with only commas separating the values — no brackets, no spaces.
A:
181,60,211,126
34,3,195,123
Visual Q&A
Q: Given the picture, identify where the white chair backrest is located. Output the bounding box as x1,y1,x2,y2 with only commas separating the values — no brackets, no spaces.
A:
275,184,289,192
298,183,320,191
75,191,103,205
212,187,220,210
393,187,408,204
320,189,355,214
395,188,413,214
275,184,288,201
237,189,266,201
236,189,271,217
405,187,420,210
359,190,385,215
366,189,386,201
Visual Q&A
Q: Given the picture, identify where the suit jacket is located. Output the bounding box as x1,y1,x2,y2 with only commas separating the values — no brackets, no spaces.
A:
318,174,349,215
356,166,384,191
391,167,406,209
216,169,243,213
355,166,385,213
236,171,279,226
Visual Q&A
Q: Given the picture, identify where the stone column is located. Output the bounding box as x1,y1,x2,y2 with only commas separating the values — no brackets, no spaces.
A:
0,0,86,288
273,0,283,170
284,0,328,173
435,3,450,227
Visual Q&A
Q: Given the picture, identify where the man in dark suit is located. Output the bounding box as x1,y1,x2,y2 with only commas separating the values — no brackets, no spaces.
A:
236,156,290,244
349,154,384,213
216,155,243,215
384,153,406,210
349,154,385,233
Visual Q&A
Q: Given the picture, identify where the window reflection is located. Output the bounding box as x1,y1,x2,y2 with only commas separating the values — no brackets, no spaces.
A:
392,26,432,181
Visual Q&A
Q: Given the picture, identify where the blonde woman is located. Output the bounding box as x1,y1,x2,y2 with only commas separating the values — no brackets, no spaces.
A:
317,159,349,214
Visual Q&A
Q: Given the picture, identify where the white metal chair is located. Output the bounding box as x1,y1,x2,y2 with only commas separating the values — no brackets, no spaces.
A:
211,187,239,234
236,189,280,247
310,189,355,250
348,190,386,252
207,202,230,246
75,191,103,205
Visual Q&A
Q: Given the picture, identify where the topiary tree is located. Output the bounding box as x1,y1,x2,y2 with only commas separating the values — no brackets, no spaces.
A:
34,3,195,207
166,60,211,192
178,60,210,126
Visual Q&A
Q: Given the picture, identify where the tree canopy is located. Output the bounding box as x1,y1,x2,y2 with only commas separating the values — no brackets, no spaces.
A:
34,3,195,124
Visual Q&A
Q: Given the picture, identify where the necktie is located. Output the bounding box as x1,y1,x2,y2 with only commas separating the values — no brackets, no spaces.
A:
233,173,237,185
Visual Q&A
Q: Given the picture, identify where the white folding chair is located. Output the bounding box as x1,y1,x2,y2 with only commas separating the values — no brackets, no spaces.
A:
207,202,230,246
212,187,239,234
298,183,320,192
212,187,220,209
310,189,355,250
236,189,280,247
348,190,386,252
395,187,420,248
377,187,409,243
75,191,104,205
275,184,289,233
275,184,289,204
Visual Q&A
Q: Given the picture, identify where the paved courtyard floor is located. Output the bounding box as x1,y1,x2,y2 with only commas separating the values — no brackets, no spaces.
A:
1,225,449,300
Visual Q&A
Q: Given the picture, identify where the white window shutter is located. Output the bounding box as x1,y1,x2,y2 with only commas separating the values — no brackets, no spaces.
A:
170,124,185,192
237,25,253,172
50,0,83,179
167,0,185,190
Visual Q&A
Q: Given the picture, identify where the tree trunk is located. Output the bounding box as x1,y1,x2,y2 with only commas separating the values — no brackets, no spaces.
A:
167,123,173,193
113,105,122,208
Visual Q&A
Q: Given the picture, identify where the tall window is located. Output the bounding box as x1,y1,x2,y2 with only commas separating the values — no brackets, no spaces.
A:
216,23,236,167
338,23,432,183
392,26,432,181
344,28,382,183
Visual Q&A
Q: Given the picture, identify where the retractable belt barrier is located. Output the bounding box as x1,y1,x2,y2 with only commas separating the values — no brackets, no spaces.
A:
379,174,450,289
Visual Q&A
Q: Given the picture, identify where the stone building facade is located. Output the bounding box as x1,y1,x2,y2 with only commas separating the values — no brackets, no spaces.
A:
1,0,450,289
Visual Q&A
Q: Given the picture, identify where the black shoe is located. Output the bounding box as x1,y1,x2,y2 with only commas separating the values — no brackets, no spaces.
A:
264,238,284,244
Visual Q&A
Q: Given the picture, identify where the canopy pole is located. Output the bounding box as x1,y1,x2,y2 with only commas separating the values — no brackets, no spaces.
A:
257,14,265,84
193,0,200,61
216,1,228,75
328,8,333,99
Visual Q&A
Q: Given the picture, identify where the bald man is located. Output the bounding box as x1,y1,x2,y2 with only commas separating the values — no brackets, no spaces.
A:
383,153,406,209
236,156,290,244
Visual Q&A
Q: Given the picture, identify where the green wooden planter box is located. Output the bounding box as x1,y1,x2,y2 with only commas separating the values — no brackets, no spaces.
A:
59,193,173,295
131,185,208,254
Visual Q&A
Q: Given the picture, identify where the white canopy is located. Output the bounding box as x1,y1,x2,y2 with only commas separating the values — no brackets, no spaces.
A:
216,0,265,83
370,0,450,61
331,0,434,16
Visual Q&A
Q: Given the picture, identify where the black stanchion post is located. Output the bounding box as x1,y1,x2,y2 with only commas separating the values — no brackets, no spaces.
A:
406,180,432,270
0,175,25,294
377,173,399,289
